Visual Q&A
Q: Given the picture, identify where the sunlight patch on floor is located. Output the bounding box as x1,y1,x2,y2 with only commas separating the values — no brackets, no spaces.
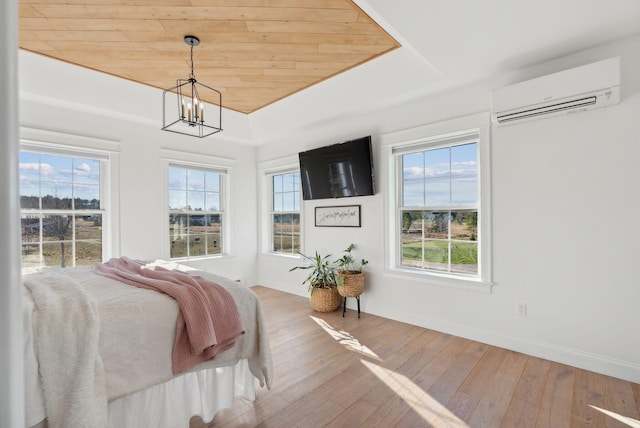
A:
590,405,640,427
310,316,381,360
361,359,469,427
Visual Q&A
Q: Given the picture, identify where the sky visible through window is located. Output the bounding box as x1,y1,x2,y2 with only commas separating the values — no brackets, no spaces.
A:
168,167,220,211
402,143,477,207
19,151,100,204
273,172,300,212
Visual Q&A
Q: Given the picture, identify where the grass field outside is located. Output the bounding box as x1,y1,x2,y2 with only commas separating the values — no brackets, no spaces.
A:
272,216,300,254
21,216,102,268
400,209,478,275
401,239,478,275
169,217,222,258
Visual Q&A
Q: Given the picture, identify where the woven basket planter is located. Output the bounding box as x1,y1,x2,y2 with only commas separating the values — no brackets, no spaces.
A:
336,272,365,297
309,287,341,312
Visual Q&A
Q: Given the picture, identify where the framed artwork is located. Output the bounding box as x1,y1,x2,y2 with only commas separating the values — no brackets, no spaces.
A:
315,205,361,227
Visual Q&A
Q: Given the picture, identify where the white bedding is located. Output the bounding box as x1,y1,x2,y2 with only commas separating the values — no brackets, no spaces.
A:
23,260,272,428
107,360,256,428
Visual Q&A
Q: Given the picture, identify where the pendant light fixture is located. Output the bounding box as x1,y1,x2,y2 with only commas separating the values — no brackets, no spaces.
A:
162,35,222,138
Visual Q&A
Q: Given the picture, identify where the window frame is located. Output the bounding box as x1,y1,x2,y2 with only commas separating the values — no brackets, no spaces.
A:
258,156,303,258
269,169,301,256
18,135,119,271
166,161,228,261
382,113,492,291
395,137,479,276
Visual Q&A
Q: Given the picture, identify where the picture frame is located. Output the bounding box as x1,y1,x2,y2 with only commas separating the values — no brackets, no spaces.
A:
315,205,361,227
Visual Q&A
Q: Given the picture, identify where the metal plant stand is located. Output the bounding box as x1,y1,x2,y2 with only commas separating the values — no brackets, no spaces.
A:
342,295,361,318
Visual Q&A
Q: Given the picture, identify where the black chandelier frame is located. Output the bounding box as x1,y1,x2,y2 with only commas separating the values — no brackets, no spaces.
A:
162,35,222,138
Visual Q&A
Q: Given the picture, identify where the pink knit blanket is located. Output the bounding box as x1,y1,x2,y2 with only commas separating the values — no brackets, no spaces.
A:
94,257,244,374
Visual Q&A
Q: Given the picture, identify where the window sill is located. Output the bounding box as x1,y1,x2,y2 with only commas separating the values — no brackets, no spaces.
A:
170,254,228,262
260,252,301,260
383,267,493,294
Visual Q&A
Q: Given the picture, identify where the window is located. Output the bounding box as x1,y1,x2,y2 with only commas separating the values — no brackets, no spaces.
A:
395,134,481,278
270,171,301,254
168,165,224,259
19,149,106,269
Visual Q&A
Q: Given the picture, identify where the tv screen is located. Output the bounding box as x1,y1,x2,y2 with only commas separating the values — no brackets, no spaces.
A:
298,136,375,200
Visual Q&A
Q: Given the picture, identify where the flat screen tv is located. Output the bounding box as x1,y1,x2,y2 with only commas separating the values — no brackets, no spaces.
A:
298,136,375,200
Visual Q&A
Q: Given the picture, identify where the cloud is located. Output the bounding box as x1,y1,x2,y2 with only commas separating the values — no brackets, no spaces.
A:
169,179,186,189
19,162,54,176
75,162,91,173
403,165,457,180
71,162,102,181
453,160,477,168
404,160,477,180
19,163,39,172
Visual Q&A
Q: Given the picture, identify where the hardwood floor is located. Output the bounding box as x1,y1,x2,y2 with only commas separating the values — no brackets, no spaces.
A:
192,286,640,427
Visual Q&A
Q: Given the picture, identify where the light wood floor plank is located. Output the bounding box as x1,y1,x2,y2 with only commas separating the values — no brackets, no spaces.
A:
513,356,551,405
191,286,640,428
603,375,640,424
499,356,550,427
572,368,607,427
465,350,528,427
535,362,575,428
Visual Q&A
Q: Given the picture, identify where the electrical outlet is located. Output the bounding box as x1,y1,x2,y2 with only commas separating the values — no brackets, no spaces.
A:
516,302,527,316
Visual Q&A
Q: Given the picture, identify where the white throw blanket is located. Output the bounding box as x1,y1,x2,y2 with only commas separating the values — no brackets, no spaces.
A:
24,268,108,428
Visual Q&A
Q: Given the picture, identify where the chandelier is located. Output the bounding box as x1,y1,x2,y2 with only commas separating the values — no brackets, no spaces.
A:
162,36,222,138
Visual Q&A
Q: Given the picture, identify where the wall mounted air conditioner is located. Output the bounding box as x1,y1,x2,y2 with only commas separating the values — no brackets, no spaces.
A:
491,57,620,126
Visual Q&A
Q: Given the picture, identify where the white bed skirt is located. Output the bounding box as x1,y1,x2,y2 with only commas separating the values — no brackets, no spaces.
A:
107,359,256,428
29,360,256,428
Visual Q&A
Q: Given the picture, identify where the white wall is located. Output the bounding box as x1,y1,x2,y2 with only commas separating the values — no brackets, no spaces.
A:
257,34,640,382
19,52,259,283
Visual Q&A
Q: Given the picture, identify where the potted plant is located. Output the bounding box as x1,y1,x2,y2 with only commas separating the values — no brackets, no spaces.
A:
289,251,341,312
335,244,368,297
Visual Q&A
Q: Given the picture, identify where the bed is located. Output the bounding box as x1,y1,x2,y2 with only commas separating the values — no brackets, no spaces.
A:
23,258,273,428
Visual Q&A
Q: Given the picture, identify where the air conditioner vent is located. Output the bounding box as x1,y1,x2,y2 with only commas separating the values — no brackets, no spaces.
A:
496,96,597,124
491,57,620,126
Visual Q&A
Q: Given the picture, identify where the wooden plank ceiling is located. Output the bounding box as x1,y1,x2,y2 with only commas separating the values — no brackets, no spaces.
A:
18,0,400,114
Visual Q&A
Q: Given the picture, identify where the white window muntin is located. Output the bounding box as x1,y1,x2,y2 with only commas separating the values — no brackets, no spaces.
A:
19,145,110,270
268,167,301,255
395,134,480,277
168,162,227,260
